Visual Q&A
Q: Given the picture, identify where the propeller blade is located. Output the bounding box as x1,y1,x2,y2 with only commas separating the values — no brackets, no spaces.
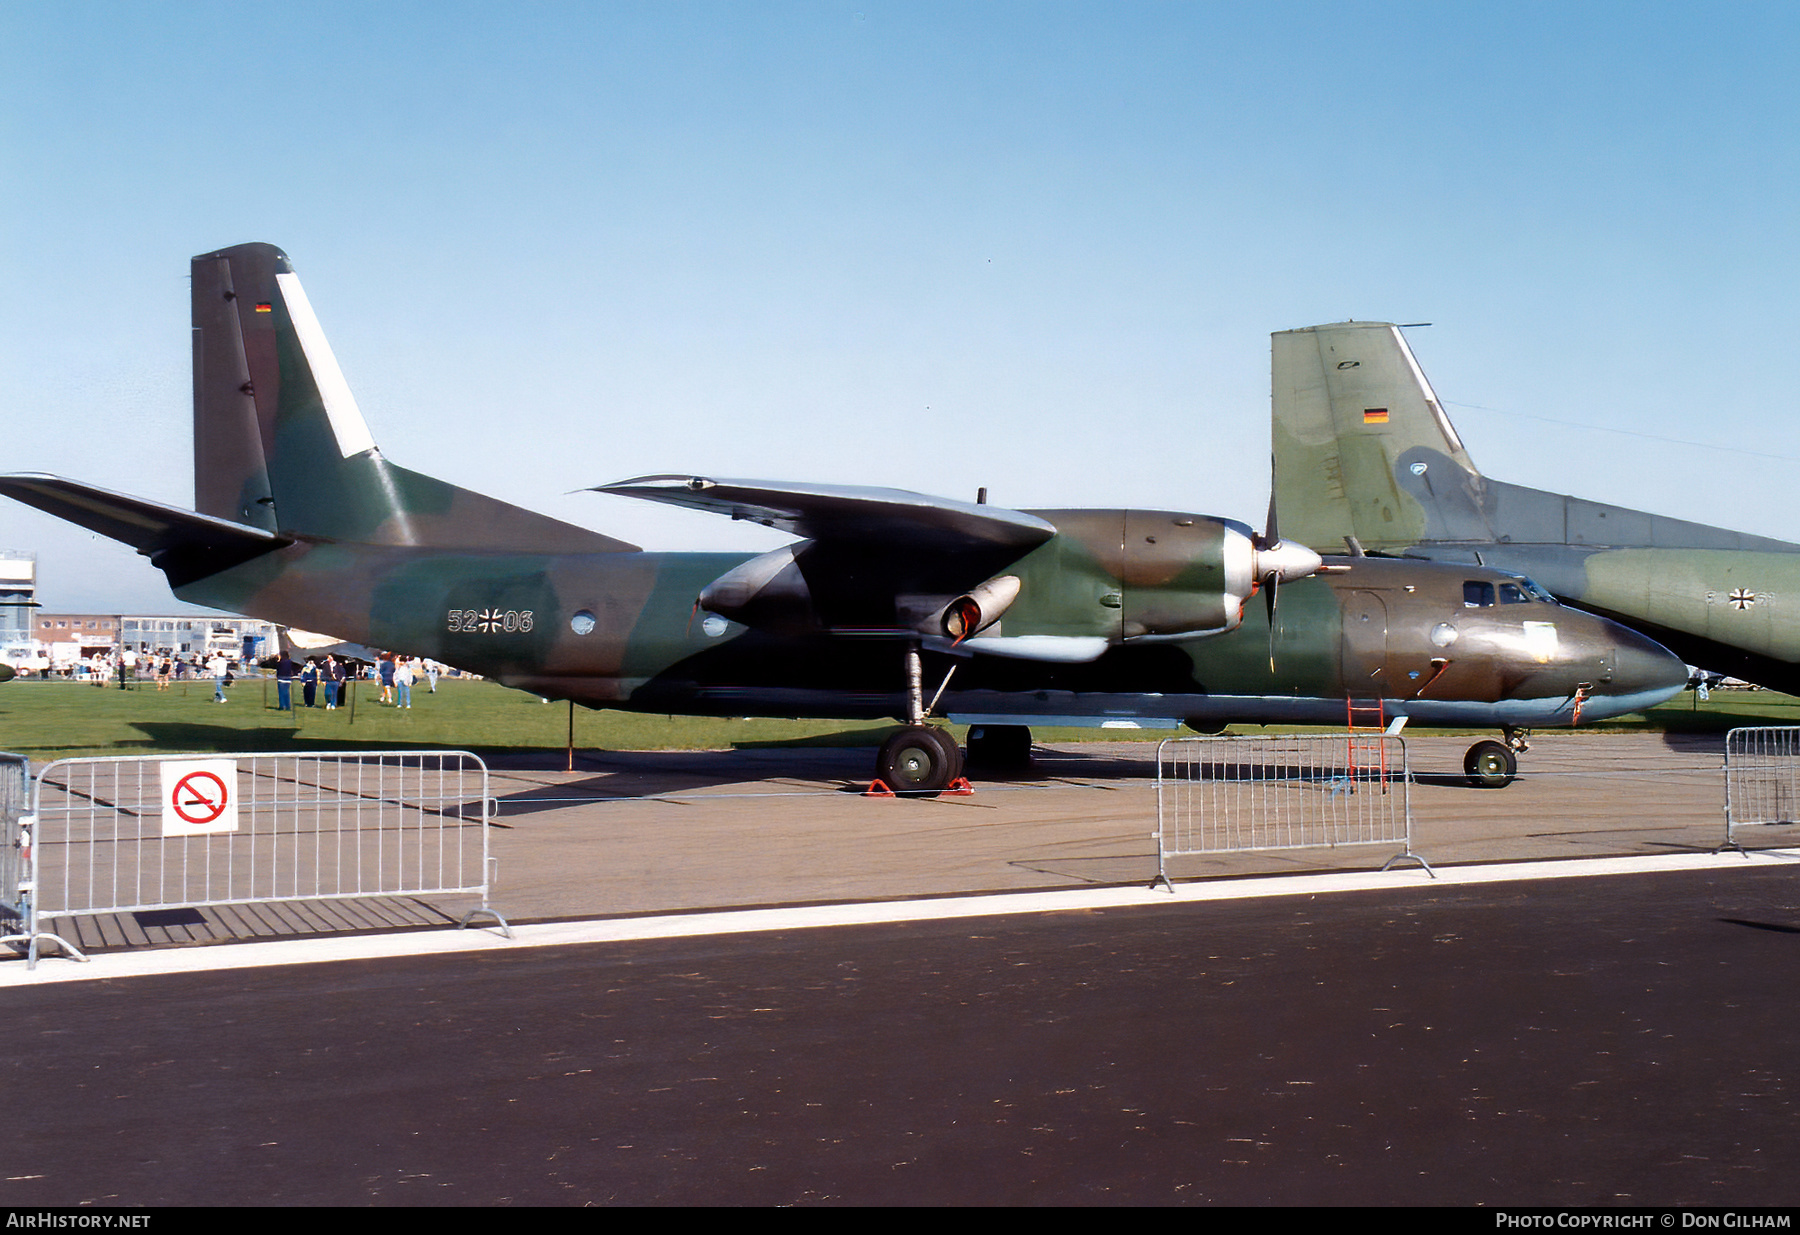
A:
1264,452,1279,545
1265,572,1279,672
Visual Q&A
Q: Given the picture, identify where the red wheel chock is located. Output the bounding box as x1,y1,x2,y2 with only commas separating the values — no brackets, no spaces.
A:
863,778,976,797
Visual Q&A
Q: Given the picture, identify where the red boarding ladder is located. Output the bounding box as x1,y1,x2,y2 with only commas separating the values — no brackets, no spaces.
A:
1345,697,1391,790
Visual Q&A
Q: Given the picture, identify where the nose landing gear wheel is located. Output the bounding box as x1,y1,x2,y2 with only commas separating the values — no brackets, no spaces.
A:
877,726,964,796
1464,739,1518,788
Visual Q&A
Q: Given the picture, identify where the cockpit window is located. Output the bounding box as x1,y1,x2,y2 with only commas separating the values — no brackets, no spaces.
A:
1468,577,1558,607
1515,577,1559,604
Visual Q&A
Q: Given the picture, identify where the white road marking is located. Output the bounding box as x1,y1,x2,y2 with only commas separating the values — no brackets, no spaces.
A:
3,849,1793,987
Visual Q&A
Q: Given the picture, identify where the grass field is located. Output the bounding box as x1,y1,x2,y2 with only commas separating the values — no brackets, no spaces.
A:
0,676,902,762
2,674,1797,763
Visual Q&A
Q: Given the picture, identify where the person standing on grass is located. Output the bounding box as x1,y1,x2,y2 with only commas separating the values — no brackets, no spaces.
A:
395,657,413,709
275,651,296,711
207,652,229,703
378,652,396,704
322,654,340,709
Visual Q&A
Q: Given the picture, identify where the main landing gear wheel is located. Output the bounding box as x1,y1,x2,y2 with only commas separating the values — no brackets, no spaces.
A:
876,726,964,796
1464,739,1518,789
965,724,1032,770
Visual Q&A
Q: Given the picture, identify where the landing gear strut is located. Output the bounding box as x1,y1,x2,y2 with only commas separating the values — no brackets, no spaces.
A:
873,642,964,796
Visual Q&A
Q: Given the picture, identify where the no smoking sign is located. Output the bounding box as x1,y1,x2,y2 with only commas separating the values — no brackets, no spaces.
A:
159,759,240,836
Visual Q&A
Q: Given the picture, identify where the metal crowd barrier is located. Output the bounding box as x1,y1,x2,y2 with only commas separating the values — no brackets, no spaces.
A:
1154,734,1430,888
0,752,36,956
12,750,509,968
1722,726,1800,851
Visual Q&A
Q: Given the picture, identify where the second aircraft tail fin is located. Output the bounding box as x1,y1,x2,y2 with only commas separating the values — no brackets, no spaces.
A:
1271,321,1498,554
1270,322,1789,556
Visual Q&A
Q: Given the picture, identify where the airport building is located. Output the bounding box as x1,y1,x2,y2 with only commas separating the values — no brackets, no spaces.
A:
28,612,277,669
120,615,278,661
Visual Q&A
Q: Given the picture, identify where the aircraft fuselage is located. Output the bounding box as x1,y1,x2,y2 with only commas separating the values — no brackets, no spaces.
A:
173,531,1683,730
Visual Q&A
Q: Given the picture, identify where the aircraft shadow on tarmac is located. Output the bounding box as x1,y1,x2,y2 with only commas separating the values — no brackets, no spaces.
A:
51,722,1732,806
487,744,1176,814
483,743,1488,815
490,749,863,814
23,721,1163,811
1642,704,1800,740
1659,731,1730,753
103,721,473,753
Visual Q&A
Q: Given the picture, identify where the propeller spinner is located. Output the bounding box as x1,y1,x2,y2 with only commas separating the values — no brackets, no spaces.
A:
1254,463,1325,668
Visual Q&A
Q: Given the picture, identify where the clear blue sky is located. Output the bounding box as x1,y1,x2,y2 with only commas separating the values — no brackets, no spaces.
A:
4,1,1798,612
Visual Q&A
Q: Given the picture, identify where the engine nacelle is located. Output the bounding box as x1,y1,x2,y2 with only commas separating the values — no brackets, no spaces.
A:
694,513,1323,645
933,575,1022,641
1111,511,1322,639
698,545,822,636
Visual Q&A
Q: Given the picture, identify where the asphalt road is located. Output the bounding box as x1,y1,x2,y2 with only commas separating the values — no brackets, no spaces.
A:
6,864,1799,1206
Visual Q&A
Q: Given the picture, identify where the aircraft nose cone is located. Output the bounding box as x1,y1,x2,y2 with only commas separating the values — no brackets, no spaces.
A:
1606,627,1689,707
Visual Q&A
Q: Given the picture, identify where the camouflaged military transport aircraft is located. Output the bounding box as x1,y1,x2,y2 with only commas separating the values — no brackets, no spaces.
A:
0,245,1686,791
1273,321,1800,715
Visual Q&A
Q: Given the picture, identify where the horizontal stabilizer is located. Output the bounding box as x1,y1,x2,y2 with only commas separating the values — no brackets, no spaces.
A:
597,476,1058,554
0,472,285,586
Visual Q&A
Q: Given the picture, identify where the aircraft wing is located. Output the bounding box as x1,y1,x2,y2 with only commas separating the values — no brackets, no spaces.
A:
596,476,1058,554
0,473,287,585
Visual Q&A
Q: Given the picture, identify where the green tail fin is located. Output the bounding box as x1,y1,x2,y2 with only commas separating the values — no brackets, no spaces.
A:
1272,321,1795,556
1271,321,1495,553
191,243,636,553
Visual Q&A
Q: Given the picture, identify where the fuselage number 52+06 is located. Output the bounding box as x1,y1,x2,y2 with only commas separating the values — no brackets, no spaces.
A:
446,609,534,634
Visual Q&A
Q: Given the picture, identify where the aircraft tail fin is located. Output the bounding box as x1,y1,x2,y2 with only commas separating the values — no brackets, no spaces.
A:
191,243,635,553
1271,322,1496,553
1271,322,1800,557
